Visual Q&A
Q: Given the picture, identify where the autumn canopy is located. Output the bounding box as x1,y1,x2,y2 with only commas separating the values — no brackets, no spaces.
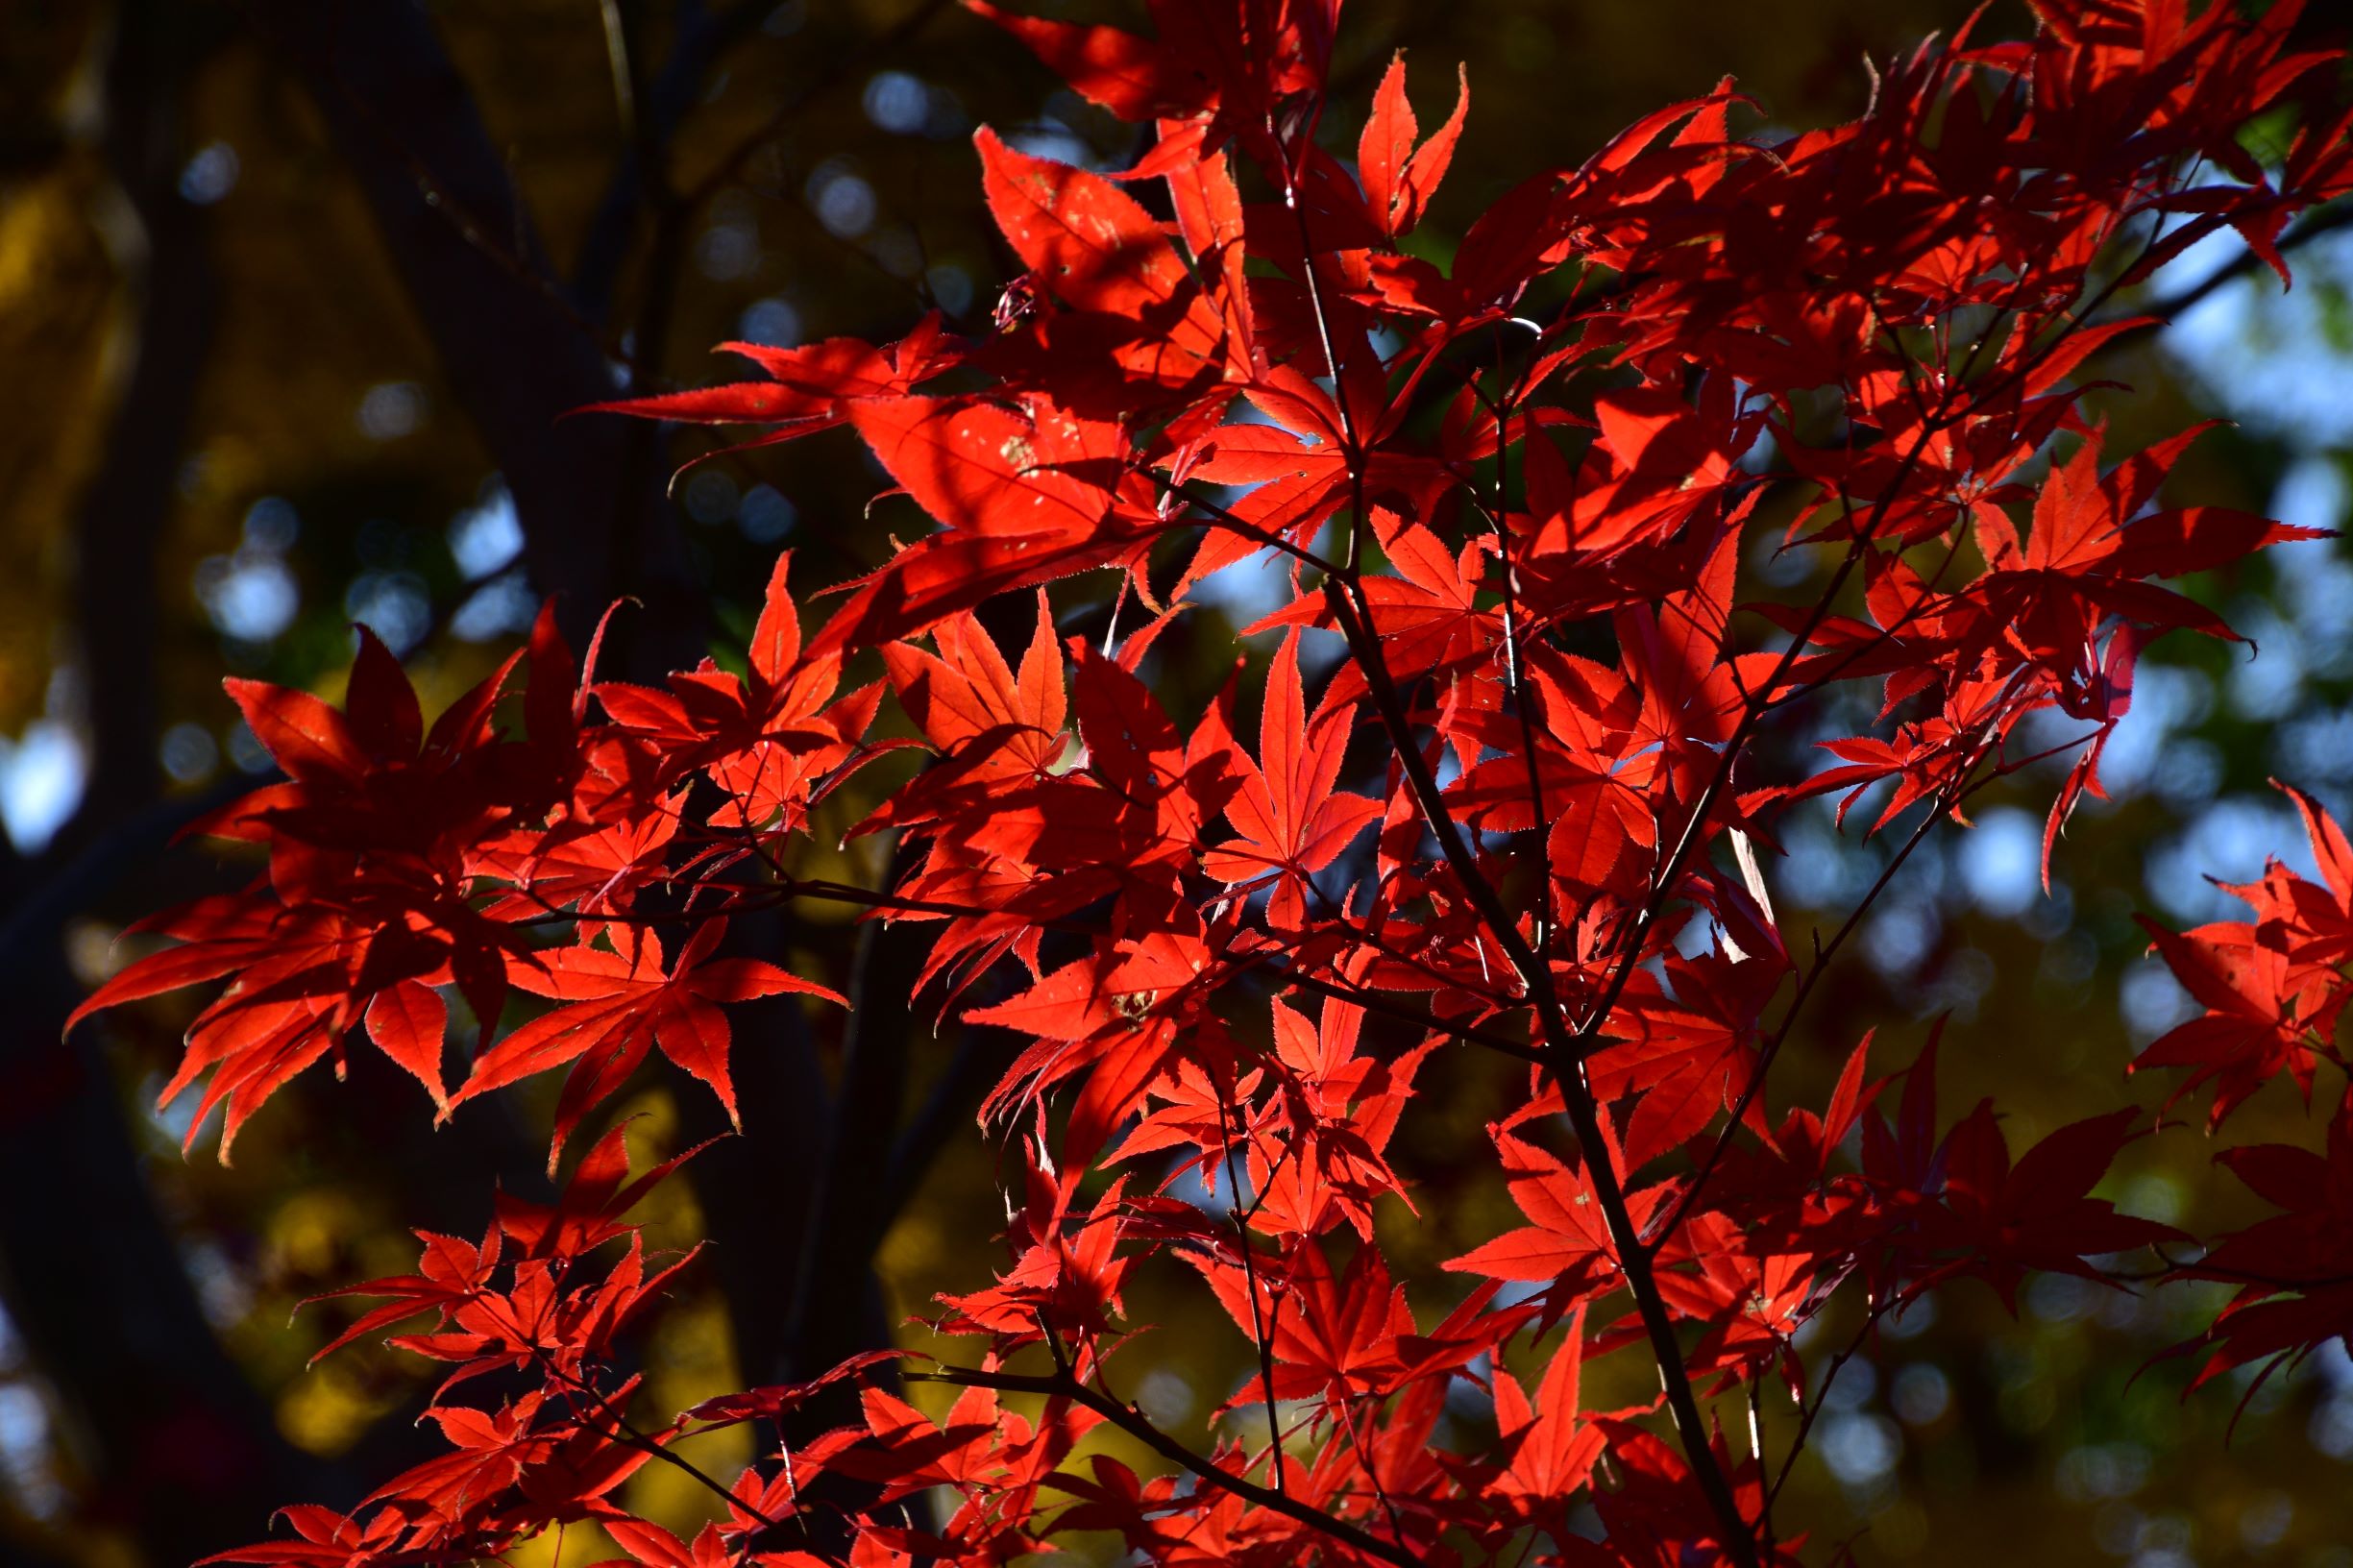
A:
65,1,2353,1564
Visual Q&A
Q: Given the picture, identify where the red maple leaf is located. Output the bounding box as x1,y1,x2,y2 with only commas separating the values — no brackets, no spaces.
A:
455,919,846,1169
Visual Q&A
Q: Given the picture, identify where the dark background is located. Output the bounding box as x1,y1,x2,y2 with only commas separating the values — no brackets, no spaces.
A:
2,2,2351,1564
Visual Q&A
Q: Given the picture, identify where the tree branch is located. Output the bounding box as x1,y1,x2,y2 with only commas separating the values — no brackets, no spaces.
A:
903,1365,1424,1568
2103,202,2353,333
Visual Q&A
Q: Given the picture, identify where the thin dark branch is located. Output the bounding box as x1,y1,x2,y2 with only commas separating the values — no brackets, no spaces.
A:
1645,765,1972,1254
1214,1072,1289,1495
903,1365,1424,1568
2103,203,2353,332
542,1360,781,1530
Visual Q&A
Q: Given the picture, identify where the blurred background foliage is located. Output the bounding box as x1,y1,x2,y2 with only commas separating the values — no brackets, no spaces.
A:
1,1,2351,1565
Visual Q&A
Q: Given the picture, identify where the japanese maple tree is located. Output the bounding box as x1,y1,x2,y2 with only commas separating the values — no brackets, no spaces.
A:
68,1,2353,1564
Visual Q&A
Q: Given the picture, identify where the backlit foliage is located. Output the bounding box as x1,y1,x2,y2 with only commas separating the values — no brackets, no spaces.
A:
68,2,2353,1564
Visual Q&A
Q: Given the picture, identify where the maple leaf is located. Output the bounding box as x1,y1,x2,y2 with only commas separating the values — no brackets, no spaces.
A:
1249,995,1436,1238
453,920,846,1170
593,1519,743,1568
62,618,601,1156
683,1348,903,1427
812,392,1160,654
976,127,1226,380
495,1121,713,1262
300,1227,501,1368
1593,946,1782,1170
326,1378,657,1547
584,331,944,429
1586,1417,1782,1568
963,1,1221,125
1644,1213,1815,1393
1485,1306,1609,1518
2133,914,2337,1129
965,0,1338,164
936,1139,1137,1345
197,1505,444,1568
2172,1093,2353,1393
1358,55,1469,237
1201,631,1383,927
1201,1237,1420,1406
871,595,1070,843
302,1143,702,1406
1938,1104,2186,1308
1319,515,1499,679
1444,1134,1651,1309
825,1384,1009,1501
110,898,447,1160
2274,779,2353,966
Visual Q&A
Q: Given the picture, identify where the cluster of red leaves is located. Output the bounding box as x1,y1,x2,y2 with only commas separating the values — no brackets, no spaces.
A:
215,1128,706,1566
71,1,2353,1565
2131,783,2353,1397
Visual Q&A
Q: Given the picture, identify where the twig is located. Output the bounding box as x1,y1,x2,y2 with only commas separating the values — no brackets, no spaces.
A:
1214,1072,1290,1494
540,1359,785,1532
2099,202,2353,332
903,1365,1425,1568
